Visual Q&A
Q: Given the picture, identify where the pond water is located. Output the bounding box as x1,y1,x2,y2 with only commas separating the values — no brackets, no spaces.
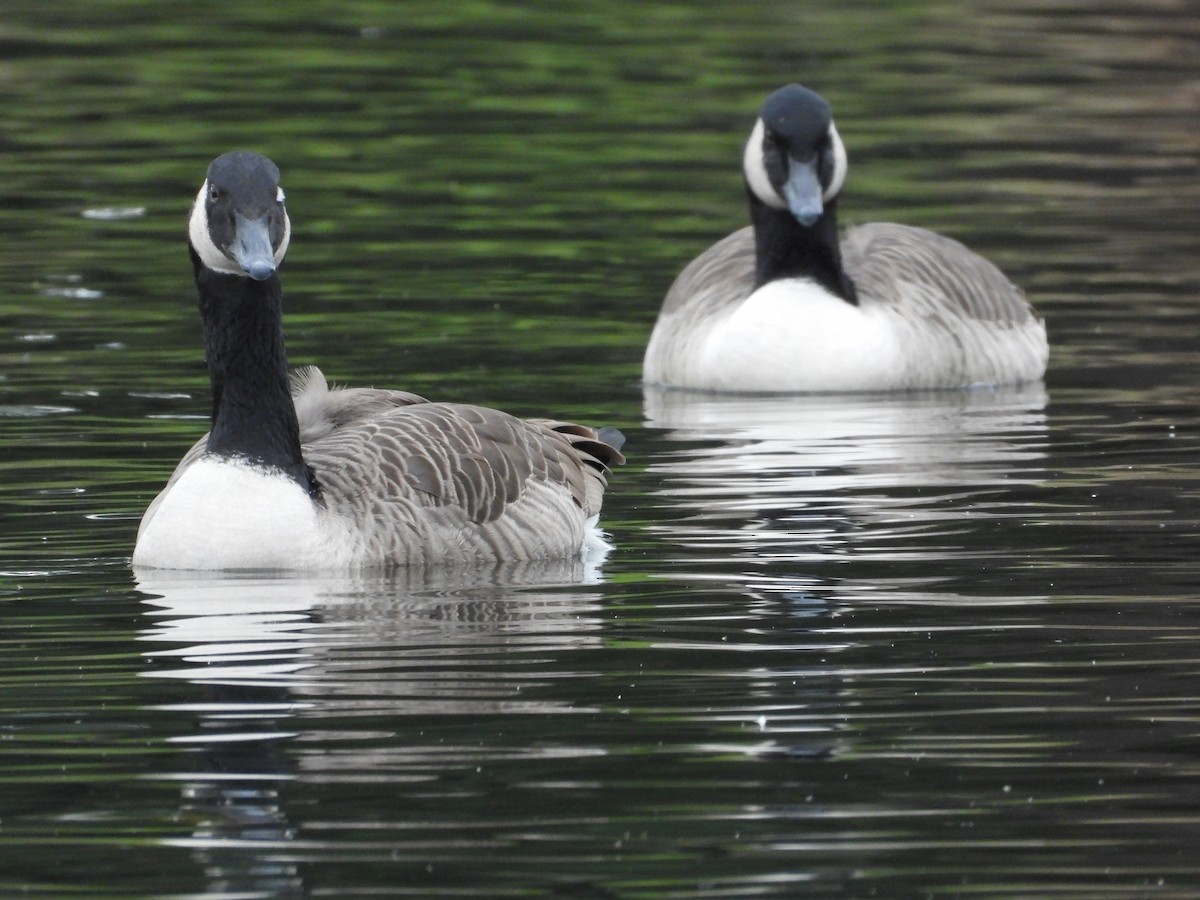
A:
2,0,1199,896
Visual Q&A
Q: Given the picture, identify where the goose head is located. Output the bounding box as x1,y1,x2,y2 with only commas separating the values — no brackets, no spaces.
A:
188,151,291,281
742,84,848,227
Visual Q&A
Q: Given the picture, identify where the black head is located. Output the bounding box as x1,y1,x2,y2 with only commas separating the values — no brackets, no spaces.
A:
188,151,291,280
743,84,848,226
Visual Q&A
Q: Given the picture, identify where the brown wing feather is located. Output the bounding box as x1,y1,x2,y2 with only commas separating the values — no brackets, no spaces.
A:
299,399,623,564
305,403,619,526
841,222,1038,325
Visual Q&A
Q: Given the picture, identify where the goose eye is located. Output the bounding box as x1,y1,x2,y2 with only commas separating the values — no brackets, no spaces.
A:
208,183,220,203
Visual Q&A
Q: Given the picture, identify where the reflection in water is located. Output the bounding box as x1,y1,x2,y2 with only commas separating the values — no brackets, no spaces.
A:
637,385,1059,782
643,383,1050,597
135,561,606,898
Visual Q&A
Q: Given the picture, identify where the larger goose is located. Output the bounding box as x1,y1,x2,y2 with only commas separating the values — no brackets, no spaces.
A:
133,151,623,570
643,84,1049,392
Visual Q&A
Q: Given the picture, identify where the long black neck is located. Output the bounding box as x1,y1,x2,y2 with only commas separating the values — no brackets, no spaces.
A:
747,187,858,304
191,247,315,494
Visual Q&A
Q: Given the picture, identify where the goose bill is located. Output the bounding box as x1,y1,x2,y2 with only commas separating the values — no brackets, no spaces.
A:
231,212,277,281
783,157,823,227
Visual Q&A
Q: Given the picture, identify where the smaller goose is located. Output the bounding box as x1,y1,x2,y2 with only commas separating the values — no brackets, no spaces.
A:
643,84,1049,393
133,151,624,571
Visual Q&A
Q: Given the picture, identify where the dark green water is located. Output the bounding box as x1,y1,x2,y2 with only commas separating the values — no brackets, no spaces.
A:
2,1,1199,897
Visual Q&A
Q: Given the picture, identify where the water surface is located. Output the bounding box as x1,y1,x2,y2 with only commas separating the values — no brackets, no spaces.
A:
2,0,1199,896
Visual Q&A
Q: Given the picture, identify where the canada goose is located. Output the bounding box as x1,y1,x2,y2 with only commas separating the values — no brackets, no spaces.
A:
643,84,1049,393
133,151,624,570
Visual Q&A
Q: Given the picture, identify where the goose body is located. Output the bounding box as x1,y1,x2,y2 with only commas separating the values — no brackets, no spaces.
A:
133,152,623,571
643,84,1049,393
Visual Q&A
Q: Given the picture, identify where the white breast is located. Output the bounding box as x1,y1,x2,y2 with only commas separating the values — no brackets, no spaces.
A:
660,278,903,393
133,457,354,570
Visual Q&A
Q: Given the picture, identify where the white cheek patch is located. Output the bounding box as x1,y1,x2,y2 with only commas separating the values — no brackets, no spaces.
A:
275,208,291,266
824,123,848,202
188,182,244,276
742,118,787,210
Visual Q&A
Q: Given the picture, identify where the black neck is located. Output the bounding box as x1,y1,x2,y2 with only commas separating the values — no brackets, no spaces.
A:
191,248,315,494
746,187,858,304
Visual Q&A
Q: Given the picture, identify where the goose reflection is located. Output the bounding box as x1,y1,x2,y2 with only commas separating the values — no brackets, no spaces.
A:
643,384,1049,586
640,386,1052,763
135,559,607,898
